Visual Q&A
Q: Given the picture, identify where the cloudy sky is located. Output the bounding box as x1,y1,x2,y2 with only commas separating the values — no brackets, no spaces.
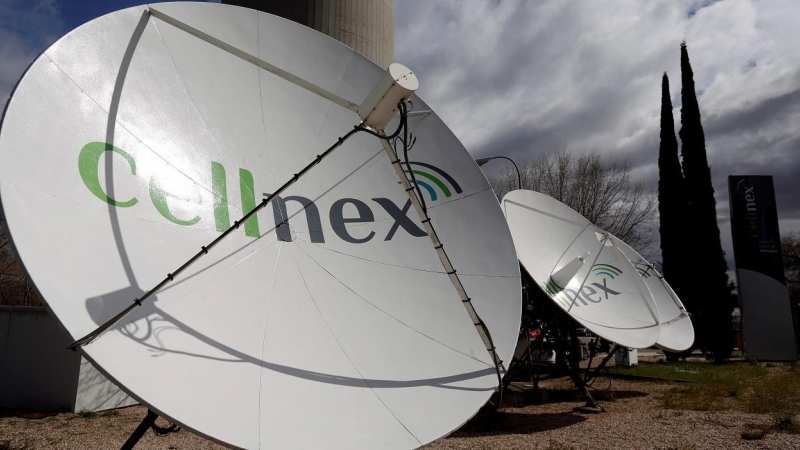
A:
394,0,800,274
1,0,799,276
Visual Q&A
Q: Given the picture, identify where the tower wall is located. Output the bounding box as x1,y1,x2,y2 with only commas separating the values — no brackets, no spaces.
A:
224,0,394,68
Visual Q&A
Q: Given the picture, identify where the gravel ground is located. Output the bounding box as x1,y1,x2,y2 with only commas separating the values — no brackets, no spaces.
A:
0,406,226,450
429,379,799,450
1,378,798,449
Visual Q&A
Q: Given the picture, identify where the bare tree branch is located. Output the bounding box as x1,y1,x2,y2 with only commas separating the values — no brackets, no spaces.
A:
0,219,41,306
783,232,800,291
491,149,657,252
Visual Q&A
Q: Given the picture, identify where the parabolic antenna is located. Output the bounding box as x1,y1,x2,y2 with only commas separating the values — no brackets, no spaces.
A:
0,3,521,449
502,190,659,349
611,239,694,352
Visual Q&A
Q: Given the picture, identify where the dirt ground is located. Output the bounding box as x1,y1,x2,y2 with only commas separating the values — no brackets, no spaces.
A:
1,366,798,449
429,378,799,450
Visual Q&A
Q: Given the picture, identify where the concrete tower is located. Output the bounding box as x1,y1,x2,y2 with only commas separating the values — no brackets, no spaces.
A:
223,0,394,68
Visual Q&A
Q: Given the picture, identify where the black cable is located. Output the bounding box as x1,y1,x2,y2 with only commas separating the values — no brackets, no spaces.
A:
361,101,425,214
399,102,427,214
151,419,180,436
358,106,407,140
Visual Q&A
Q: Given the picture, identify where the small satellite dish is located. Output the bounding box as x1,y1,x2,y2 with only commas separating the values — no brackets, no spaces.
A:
611,239,694,352
502,190,660,349
0,3,520,448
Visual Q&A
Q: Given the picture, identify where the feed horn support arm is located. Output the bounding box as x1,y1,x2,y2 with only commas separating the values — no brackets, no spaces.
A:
379,133,506,395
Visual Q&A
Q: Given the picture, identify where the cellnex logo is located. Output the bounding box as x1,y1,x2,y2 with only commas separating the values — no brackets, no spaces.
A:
550,264,622,309
736,179,758,238
592,264,621,279
401,161,463,202
78,142,460,244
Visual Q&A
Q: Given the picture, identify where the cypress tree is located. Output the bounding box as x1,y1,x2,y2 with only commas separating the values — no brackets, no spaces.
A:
657,73,692,311
678,42,732,362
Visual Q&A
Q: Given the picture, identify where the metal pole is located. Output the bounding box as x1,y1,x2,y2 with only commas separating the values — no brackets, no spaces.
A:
121,410,158,450
475,156,521,190
491,156,521,190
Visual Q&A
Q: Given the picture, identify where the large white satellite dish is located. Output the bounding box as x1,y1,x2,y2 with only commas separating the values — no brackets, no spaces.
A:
502,190,660,349
611,239,694,352
0,3,521,448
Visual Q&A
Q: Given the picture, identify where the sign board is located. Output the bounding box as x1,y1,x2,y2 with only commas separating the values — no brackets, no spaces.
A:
728,175,797,361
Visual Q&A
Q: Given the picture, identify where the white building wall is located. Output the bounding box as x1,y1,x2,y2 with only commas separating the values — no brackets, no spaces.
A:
0,307,135,412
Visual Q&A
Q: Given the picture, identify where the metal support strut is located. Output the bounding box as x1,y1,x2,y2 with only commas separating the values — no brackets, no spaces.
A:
68,121,381,349
584,343,620,385
555,317,604,413
120,409,179,450
378,129,506,399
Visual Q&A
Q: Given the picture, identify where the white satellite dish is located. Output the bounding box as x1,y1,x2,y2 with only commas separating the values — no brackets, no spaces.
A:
0,3,521,449
610,239,694,352
502,190,660,349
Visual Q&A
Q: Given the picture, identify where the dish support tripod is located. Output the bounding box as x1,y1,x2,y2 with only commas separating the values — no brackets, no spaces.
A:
504,312,620,413
120,410,179,450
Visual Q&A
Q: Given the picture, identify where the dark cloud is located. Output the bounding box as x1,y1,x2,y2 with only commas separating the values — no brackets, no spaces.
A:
0,0,219,107
687,0,724,19
395,0,800,281
1,0,797,284
0,0,66,108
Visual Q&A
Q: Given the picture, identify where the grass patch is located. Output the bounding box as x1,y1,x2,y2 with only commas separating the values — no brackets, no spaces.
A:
741,429,768,440
739,414,800,442
99,410,119,418
77,410,97,419
772,415,800,434
0,441,31,450
542,442,575,450
744,367,800,417
608,360,767,383
611,361,800,420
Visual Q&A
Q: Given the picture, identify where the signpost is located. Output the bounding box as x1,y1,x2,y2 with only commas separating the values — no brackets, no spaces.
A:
728,175,797,361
